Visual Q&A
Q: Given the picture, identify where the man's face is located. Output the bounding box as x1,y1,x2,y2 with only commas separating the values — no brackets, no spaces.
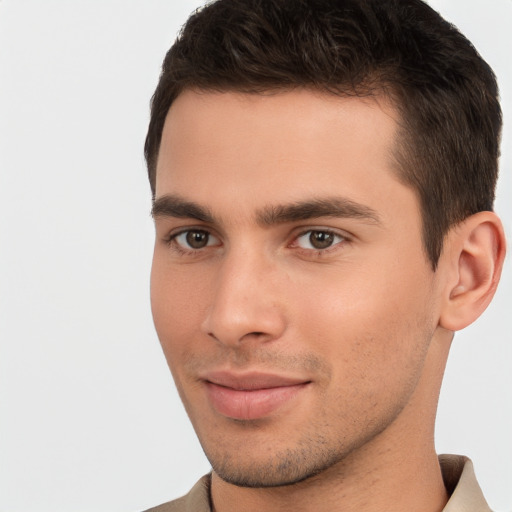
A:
151,90,446,486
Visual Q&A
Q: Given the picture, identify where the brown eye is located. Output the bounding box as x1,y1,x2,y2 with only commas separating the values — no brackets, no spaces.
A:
294,230,345,251
185,230,209,249
173,229,220,251
309,231,335,249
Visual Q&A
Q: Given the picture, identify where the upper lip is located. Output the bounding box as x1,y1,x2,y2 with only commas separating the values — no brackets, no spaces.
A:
201,370,310,390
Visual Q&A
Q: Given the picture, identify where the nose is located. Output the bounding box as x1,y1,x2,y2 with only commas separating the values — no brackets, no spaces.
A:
200,247,287,346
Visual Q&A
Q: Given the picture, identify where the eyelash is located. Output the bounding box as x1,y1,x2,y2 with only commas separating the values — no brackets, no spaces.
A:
165,227,350,257
165,228,220,256
291,229,348,255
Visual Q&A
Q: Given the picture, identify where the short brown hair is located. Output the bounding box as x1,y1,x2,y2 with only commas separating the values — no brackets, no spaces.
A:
145,0,502,268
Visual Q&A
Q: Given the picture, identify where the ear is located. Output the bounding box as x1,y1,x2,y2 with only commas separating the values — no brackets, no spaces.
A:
439,211,506,331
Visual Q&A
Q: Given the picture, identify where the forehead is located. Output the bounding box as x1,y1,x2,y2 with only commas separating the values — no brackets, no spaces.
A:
155,89,410,223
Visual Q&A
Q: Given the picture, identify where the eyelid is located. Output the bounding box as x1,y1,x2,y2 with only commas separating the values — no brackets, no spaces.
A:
161,223,351,255
289,227,351,252
164,223,216,240
291,225,352,240
165,226,222,252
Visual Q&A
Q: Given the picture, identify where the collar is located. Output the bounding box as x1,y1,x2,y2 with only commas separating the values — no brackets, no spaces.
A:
439,454,491,511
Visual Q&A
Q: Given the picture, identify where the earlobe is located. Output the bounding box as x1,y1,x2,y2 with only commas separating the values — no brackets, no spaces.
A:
439,211,506,332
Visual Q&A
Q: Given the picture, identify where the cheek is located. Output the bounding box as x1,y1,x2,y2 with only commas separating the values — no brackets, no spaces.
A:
293,258,435,386
291,274,434,436
150,253,212,362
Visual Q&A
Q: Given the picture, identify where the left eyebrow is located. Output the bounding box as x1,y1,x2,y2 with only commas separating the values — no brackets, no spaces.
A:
256,197,382,226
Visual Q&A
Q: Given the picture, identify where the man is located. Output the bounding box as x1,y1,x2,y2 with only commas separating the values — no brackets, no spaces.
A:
144,0,506,510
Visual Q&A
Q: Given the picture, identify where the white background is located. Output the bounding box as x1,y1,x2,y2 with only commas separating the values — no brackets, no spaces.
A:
0,1,510,511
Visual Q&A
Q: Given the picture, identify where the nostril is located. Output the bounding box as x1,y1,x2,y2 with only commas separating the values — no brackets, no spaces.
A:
207,330,269,344
238,331,269,342
207,332,219,341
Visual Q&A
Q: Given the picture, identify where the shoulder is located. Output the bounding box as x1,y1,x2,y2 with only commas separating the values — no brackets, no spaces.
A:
143,474,212,512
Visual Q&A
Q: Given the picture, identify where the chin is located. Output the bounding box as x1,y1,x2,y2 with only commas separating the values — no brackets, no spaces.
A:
205,441,347,488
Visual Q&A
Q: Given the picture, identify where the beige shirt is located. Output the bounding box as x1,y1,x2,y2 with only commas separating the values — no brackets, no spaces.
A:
145,455,491,512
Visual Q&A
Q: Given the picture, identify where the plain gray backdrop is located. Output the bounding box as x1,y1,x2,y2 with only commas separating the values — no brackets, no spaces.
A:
0,1,510,511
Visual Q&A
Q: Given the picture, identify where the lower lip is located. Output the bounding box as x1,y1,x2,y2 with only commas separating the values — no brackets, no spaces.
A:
205,382,309,420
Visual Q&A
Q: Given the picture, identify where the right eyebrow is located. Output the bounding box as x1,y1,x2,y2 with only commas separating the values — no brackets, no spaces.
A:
151,194,214,223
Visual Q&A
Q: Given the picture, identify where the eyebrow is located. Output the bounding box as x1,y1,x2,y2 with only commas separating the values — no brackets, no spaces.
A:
151,194,381,226
152,194,214,223
256,197,381,226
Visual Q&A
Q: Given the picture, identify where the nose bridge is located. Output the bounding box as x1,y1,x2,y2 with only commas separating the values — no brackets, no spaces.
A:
201,242,285,345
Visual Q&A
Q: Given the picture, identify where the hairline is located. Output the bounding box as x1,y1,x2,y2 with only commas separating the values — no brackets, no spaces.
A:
150,81,404,190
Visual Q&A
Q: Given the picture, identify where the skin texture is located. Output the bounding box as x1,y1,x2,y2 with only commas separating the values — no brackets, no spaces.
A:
150,90,505,512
